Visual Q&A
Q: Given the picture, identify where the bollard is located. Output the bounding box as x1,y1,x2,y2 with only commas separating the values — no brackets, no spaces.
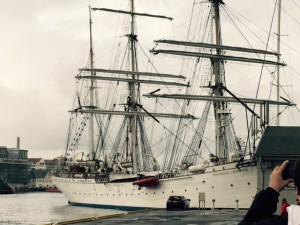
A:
235,199,239,210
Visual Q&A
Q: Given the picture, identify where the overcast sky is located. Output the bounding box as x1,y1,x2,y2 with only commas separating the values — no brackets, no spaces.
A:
0,0,191,159
1,0,300,159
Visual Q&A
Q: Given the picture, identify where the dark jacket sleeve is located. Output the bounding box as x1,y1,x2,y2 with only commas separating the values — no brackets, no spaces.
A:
238,187,286,225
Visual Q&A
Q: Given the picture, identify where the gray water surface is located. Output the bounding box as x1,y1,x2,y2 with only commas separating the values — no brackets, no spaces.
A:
0,192,121,225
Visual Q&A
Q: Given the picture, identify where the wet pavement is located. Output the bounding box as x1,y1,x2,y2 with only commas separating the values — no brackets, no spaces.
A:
47,209,246,225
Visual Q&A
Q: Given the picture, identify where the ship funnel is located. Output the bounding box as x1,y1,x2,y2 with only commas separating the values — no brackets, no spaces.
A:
17,137,20,149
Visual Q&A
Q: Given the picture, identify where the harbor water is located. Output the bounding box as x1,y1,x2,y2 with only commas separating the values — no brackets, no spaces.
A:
0,192,122,225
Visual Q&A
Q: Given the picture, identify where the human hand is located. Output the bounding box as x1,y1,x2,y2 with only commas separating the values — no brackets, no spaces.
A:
268,160,294,192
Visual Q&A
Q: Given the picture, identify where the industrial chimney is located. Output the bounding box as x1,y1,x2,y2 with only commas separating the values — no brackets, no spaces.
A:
17,137,20,149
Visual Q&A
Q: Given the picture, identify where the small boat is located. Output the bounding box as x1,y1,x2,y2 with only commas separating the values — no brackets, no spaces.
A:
14,187,46,193
45,187,61,193
133,177,159,187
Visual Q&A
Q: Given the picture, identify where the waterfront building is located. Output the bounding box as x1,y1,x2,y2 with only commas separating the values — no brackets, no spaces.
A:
0,137,60,189
27,158,61,188
44,159,59,172
28,158,47,170
29,170,53,188
0,145,31,184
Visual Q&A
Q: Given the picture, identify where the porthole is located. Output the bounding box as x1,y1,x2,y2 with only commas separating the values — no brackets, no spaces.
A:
248,182,250,185
231,184,233,187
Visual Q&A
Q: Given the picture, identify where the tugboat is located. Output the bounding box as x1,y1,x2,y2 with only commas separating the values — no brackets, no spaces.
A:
0,178,14,194
45,187,62,193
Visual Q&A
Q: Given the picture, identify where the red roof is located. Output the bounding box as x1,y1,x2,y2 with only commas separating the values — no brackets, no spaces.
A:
27,158,42,163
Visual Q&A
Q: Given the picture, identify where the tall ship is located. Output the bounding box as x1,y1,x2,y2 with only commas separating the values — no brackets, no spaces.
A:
52,0,297,210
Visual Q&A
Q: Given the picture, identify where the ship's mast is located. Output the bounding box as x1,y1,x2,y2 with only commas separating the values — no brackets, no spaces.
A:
89,6,95,160
210,0,226,162
276,0,282,126
147,1,292,165
89,4,173,172
129,0,138,174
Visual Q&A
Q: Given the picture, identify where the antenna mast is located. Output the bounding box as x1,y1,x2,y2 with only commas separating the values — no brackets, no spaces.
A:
89,6,95,159
210,0,226,162
129,0,138,174
276,0,282,126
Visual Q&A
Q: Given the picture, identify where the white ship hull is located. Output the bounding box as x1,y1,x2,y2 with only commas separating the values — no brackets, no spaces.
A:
52,162,257,210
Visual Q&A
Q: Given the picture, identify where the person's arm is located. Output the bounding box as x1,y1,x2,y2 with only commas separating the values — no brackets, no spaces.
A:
238,187,279,224
238,161,293,225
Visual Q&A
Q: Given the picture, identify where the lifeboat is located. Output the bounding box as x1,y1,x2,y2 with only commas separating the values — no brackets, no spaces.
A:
133,177,159,187
188,163,208,174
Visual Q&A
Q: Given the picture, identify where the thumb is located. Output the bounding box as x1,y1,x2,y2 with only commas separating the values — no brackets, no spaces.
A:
284,178,294,185
285,178,294,184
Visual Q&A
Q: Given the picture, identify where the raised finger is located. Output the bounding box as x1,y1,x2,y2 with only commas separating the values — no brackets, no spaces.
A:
278,160,289,173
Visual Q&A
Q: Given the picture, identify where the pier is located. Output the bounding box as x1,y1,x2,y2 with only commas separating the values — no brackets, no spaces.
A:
44,209,245,225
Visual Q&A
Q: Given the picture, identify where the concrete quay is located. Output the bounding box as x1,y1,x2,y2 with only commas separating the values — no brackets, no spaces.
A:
46,209,246,225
